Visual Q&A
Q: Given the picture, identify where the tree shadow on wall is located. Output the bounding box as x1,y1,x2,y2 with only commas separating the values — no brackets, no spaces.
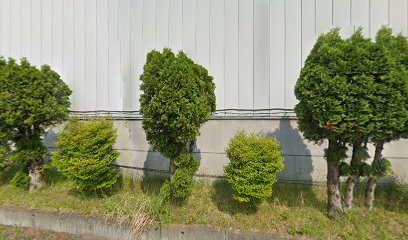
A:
267,119,324,210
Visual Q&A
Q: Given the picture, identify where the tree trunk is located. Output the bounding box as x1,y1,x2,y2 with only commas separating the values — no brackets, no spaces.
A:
326,140,344,219
344,143,362,211
169,158,177,202
29,161,43,192
344,176,355,212
365,177,376,211
365,142,383,210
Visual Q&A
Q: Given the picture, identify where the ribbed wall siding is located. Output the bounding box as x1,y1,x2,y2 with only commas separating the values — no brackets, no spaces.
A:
0,0,407,112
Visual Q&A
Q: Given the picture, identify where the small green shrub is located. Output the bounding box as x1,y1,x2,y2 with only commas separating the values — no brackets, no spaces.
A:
10,171,30,190
52,118,121,195
224,131,284,205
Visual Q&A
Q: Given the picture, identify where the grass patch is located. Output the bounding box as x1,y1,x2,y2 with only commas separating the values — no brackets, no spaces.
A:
0,175,407,240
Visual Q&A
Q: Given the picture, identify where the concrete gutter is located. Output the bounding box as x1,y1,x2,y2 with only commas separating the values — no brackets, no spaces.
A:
141,224,295,240
0,207,133,240
0,207,295,239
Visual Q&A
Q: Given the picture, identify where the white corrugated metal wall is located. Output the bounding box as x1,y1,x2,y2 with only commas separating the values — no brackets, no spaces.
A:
0,0,407,112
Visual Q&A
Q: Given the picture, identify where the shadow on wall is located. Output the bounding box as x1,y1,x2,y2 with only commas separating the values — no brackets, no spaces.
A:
268,119,322,208
140,144,202,195
268,119,314,183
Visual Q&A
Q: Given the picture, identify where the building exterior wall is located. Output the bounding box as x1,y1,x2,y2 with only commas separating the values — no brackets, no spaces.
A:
44,119,408,183
0,0,407,112
2,0,408,183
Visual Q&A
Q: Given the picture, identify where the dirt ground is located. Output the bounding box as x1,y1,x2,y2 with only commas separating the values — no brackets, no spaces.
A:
0,225,100,240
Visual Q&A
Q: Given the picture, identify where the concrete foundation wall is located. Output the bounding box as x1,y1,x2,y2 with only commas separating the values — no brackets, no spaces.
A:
45,119,408,184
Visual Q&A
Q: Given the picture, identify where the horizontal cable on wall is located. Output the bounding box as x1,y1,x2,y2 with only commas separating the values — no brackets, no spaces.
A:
69,108,297,120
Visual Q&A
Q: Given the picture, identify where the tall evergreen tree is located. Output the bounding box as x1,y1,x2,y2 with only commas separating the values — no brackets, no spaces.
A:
140,49,216,202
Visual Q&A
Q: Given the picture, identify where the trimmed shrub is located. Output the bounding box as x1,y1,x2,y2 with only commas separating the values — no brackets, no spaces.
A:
10,171,30,190
52,118,121,195
140,48,216,202
224,131,284,205
0,58,71,191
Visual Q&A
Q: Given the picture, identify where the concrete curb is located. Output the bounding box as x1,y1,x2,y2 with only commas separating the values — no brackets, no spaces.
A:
141,224,295,240
0,207,133,240
0,207,295,240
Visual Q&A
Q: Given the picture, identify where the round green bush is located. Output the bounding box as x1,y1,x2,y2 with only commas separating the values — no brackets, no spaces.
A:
10,171,30,190
224,131,285,205
52,118,121,195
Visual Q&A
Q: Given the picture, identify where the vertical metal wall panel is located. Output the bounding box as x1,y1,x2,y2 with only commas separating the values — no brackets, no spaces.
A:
169,0,182,52
333,0,350,27
74,0,86,110
351,0,370,36
119,0,131,111
10,0,21,59
0,0,12,57
1,0,11,57
183,0,196,58
285,0,302,108
315,0,332,35
96,0,110,110
238,0,253,109
253,0,269,109
42,0,53,65
390,0,408,35
269,0,285,108
0,0,2,54
62,0,75,103
210,0,225,109
301,0,316,66
142,0,156,58
195,0,210,69
21,0,31,59
52,0,63,75
156,0,170,50
224,0,239,109
130,0,143,111
1,0,408,112
108,0,121,110
370,0,389,38
333,0,353,37
85,0,97,111
31,0,41,66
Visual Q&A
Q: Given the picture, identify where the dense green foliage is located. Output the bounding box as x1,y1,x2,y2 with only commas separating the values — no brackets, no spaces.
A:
52,118,121,195
372,28,408,142
0,131,10,169
367,27,408,178
295,27,408,214
10,171,30,190
295,29,386,146
0,57,71,189
140,48,216,201
171,150,199,201
224,131,284,205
